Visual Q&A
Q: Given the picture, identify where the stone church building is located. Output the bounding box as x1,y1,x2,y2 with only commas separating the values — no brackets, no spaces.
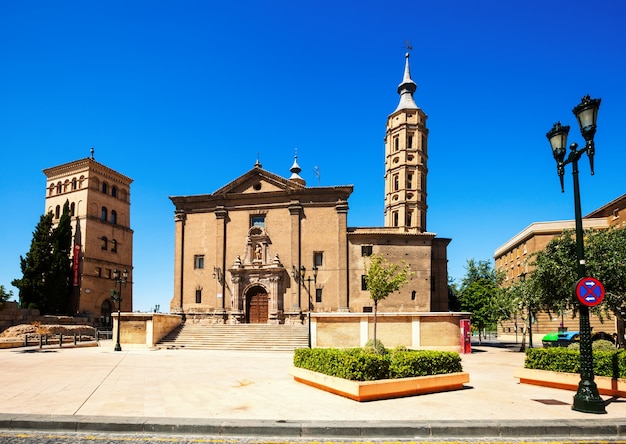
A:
169,53,451,324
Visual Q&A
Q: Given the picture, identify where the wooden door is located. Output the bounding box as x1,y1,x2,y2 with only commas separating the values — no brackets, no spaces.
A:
248,291,268,324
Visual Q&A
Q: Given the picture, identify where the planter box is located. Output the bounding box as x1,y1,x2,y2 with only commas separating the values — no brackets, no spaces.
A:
290,366,469,402
514,367,626,397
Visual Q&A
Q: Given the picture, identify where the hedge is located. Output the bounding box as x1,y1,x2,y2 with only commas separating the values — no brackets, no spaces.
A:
293,348,463,381
525,347,626,379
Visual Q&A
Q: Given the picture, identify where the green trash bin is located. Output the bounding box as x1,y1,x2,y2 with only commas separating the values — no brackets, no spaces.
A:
542,332,559,347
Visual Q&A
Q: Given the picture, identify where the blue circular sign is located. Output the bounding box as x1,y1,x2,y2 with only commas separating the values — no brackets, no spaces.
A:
575,277,605,307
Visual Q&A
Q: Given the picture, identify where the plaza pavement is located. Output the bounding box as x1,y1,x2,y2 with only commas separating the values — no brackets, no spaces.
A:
1,340,626,440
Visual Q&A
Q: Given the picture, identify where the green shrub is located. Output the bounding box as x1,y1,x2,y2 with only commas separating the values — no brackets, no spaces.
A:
525,347,626,378
293,347,463,381
364,338,386,354
568,339,616,352
389,350,462,378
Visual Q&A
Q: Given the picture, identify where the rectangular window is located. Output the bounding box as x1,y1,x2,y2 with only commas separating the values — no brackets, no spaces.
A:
393,136,399,151
393,211,399,227
313,251,323,267
194,255,204,269
95,267,102,277
361,275,368,291
361,245,373,257
251,215,265,227
195,289,202,303
407,173,413,189
315,288,322,303
406,211,413,227
408,134,414,148
393,174,399,191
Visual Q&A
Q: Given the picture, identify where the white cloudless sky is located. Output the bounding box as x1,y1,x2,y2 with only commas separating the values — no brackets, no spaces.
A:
1,0,625,312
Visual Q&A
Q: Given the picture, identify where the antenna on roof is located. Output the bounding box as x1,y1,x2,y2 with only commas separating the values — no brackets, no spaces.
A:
313,166,320,186
90,146,95,159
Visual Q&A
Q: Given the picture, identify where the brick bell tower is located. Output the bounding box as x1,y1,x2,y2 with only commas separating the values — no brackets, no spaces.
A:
384,52,429,232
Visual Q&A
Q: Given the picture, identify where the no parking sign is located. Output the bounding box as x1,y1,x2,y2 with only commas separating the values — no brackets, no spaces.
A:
575,277,605,307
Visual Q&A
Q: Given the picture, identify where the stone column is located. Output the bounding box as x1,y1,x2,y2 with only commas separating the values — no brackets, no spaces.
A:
288,201,303,311
335,200,350,311
172,210,186,313
214,206,228,316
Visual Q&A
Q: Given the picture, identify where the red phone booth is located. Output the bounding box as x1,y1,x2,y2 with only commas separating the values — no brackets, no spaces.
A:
460,319,471,354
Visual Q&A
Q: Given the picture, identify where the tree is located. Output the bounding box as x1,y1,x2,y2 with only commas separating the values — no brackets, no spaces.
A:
12,201,73,314
0,285,12,311
508,278,542,351
458,259,504,343
530,227,626,344
365,253,412,350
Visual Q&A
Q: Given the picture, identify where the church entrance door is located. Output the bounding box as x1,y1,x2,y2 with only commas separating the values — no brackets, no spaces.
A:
247,286,268,324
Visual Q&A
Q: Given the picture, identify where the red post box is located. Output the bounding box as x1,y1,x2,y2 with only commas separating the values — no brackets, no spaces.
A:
460,319,471,354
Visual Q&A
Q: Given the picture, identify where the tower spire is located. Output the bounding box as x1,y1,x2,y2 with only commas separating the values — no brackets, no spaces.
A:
289,149,305,186
394,52,418,112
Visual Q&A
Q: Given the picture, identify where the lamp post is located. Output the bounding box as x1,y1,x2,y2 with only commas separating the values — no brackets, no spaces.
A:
111,268,128,352
546,95,604,414
300,265,318,348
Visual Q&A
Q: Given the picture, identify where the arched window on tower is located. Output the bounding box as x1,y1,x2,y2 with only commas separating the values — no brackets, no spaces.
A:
55,205,60,219
56,182,62,194
102,182,108,194
393,174,399,191
48,184,55,196
101,206,108,221
111,210,117,224
111,186,117,198
71,178,77,190
101,236,108,250
70,202,75,216
111,239,117,253
393,211,399,227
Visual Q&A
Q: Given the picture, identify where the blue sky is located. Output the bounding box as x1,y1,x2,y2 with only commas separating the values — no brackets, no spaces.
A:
1,1,625,312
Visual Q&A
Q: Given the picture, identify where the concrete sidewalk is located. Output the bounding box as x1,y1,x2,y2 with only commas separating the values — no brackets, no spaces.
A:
1,340,626,439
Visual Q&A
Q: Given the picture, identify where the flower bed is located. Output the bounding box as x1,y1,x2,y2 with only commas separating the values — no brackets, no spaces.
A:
291,347,469,401
291,366,469,401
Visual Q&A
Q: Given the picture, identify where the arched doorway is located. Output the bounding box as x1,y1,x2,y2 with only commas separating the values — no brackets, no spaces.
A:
100,299,113,328
246,285,268,324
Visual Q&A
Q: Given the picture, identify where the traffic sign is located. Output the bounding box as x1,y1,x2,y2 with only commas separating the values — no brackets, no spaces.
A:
575,277,605,307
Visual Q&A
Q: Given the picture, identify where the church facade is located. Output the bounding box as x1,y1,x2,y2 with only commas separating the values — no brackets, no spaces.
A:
169,53,450,323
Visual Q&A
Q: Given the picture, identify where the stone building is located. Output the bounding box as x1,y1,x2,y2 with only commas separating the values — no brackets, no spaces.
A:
43,150,133,325
169,53,450,323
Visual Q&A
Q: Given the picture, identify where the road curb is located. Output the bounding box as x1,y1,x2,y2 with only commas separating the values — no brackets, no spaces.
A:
1,414,626,439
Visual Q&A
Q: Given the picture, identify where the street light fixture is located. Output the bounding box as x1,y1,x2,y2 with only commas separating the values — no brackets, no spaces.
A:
111,268,128,352
300,265,318,348
546,95,604,414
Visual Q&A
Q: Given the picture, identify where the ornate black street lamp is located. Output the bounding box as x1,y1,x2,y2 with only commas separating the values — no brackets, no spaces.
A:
546,95,604,414
111,268,128,352
300,265,318,348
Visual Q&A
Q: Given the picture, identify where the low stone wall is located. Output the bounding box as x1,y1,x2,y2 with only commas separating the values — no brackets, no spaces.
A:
312,312,471,352
0,301,89,333
112,313,182,348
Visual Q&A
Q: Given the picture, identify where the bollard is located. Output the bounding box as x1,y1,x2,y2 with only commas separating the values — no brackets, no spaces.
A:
24,334,27,347
59,334,63,348
39,335,43,348
74,333,77,345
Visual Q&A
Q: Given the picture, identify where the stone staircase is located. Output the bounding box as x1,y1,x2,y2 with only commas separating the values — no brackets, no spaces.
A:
156,323,309,351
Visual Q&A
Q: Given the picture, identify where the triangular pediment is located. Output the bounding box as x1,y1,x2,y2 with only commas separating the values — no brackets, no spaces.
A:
213,167,305,195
